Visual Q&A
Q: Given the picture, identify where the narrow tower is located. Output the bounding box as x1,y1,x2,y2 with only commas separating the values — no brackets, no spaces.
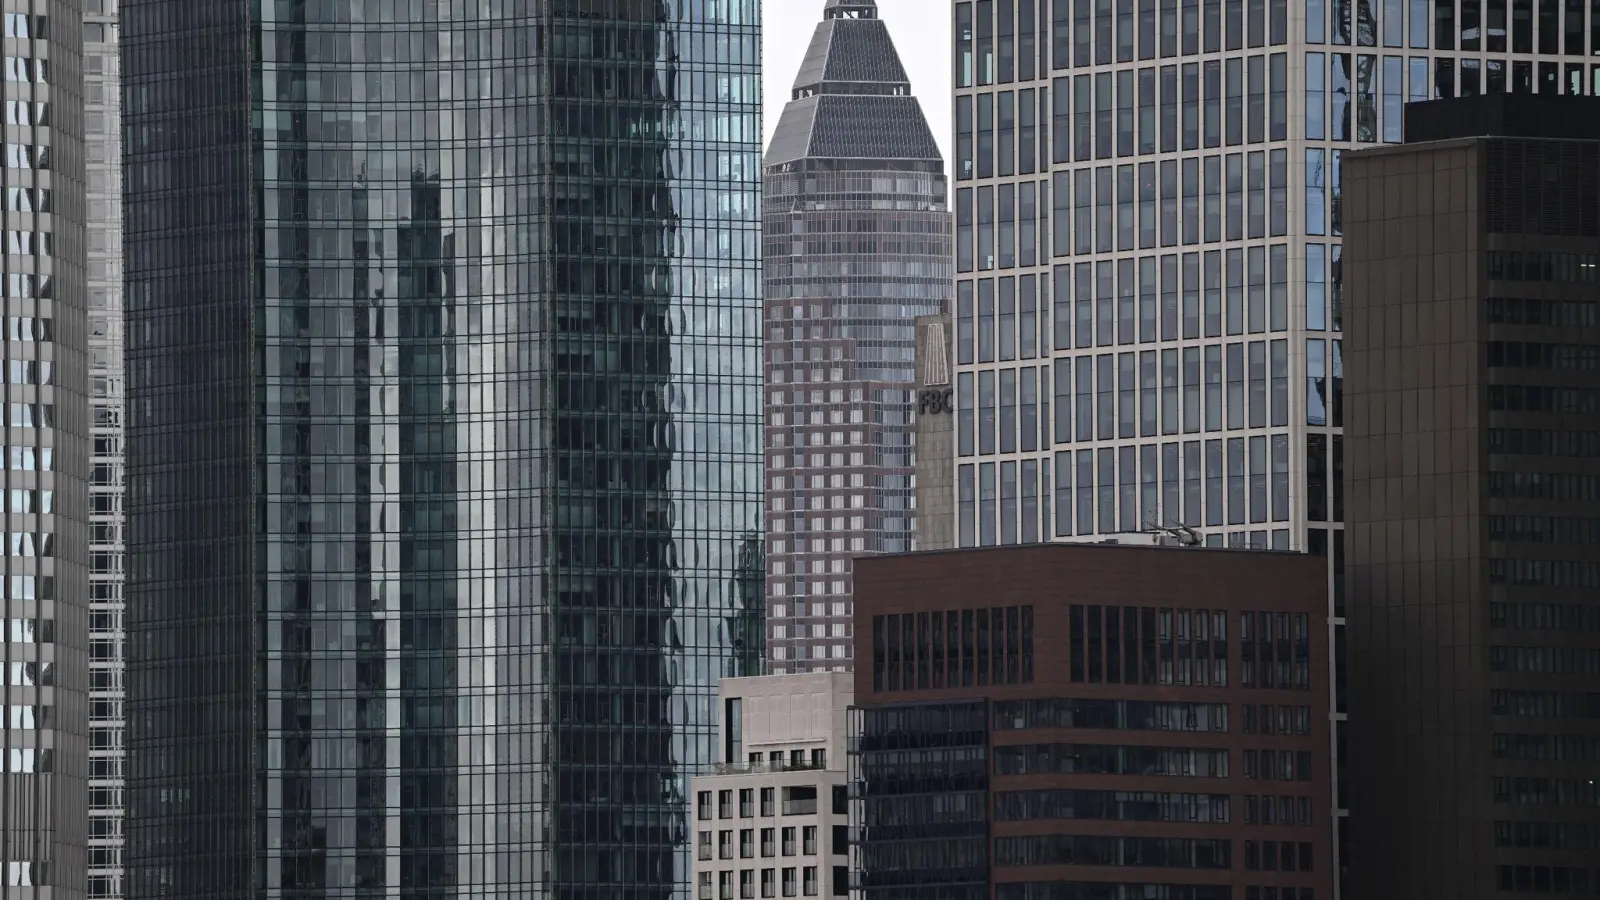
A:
764,0,951,672
85,1,125,895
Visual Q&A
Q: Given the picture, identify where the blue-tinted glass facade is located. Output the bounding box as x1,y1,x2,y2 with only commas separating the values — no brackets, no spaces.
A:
850,701,990,900
123,1,762,897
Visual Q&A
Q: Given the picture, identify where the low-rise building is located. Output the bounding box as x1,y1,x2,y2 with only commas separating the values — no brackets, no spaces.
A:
850,544,1335,900
692,674,854,900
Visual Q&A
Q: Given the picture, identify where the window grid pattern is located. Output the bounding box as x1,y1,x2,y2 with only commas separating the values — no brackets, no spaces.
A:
764,1,951,673
124,1,762,897
949,0,1585,891
1,0,92,898
85,1,123,897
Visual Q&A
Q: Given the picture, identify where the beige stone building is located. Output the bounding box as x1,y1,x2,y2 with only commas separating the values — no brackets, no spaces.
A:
691,674,853,900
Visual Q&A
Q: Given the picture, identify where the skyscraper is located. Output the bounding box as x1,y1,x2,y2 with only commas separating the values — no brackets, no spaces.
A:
946,0,1589,886
0,0,91,897
122,1,762,897
763,0,950,672
84,0,125,895
1344,93,1600,900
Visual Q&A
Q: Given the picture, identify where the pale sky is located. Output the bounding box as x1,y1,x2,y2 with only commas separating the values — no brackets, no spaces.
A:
762,0,953,168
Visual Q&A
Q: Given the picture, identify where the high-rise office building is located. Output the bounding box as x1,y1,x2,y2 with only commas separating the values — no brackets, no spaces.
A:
84,0,124,896
122,1,762,897
763,0,950,673
1343,93,1600,900
850,543,1334,900
0,0,92,896
946,0,1592,884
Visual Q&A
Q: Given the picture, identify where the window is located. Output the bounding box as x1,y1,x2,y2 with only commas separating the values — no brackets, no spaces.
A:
803,826,818,856
699,791,715,820
783,827,798,856
871,607,1036,690
995,742,1229,776
761,828,776,858
996,789,1230,822
804,867,819,897
700,832,714,861
994,698,1229,732
740,789,755,818
761,787,775,817
995,834,1231,868
783,868,798,898
726,698,744,763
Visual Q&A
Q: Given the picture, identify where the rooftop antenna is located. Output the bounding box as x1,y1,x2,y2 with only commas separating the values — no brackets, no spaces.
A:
1141,520,1203,547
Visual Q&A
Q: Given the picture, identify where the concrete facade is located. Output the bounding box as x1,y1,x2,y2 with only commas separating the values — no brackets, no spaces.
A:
914,314,957,551
691,674,854,900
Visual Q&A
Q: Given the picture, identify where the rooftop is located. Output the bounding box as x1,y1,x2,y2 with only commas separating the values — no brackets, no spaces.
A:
764,0,940,168
1404,93,1600,143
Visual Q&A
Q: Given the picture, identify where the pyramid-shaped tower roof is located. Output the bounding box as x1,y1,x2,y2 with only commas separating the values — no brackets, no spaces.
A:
765,0,941,168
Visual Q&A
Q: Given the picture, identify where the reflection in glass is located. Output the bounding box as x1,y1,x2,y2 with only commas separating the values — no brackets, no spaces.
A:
1488,0,1508,49
1383,56,1404,142
1306,149,1327,237
1463,0,1483,47
1356,54,1378,141
127,2,763,896
1436,0,1457,48
852,702,989,900
1331,53,1352,140
1307,339,1329,426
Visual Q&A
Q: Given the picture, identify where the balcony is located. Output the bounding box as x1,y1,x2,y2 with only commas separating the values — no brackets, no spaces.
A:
782,786,818,816
711,760,826,776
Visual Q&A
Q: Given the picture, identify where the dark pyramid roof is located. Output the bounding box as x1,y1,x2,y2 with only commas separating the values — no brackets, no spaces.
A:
792,19,911,89
765,1,941,167
766,94,941,165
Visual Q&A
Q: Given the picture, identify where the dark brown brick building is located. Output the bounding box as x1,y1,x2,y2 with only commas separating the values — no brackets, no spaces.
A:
1343,94,1600,900
848,544,1334,900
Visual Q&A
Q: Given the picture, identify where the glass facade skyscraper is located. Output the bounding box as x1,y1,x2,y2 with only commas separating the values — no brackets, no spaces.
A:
0,0,92,895
947,0,1585,892
123,1,762,897
763,0,950,672
84,0,125,896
